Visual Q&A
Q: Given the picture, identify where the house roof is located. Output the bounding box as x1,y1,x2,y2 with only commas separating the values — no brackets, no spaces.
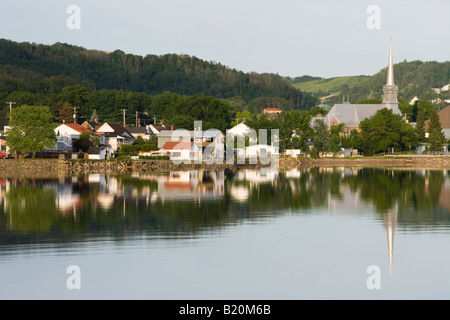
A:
103,122,133,136
87,146,103,154
61,123,93,134
264,108,282,112
83,121,100,130
425,105,450,130
157,130,224,138
162,141,194,150
325,104,402,127
127,127,147,134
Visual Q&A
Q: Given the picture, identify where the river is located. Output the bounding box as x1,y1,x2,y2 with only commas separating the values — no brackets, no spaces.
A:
1,167,450,299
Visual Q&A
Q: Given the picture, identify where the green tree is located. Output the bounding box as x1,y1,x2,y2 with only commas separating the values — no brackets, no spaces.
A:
7,105,57,157
358,109,417,156
428,109,445,151
415,111,426,142
329,124,344,154
72,132,94,152
311,119,329,157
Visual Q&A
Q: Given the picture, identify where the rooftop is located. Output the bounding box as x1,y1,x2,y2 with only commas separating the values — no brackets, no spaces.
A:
162,141,194,150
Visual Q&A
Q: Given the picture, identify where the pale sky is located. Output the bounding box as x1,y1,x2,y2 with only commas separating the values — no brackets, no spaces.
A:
0,0,449,78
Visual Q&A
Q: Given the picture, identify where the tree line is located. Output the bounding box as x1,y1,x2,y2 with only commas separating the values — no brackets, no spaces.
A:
0,38,317,112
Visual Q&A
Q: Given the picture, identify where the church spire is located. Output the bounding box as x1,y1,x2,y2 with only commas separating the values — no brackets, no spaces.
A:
386,39,395,86
382,39,400,113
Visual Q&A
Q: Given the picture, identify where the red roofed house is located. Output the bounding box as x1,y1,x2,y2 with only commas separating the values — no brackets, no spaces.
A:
264,108,282,119
161,141,199,162
54,122,95,151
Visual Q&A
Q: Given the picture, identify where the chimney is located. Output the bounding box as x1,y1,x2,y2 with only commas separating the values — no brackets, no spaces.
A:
171,125,173,131
317,114,322,117
94,118,98,123
63,119,65,124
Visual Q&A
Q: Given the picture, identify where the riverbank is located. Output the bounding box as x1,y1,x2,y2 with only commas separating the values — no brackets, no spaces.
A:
0,156,449,177
279,155,450,169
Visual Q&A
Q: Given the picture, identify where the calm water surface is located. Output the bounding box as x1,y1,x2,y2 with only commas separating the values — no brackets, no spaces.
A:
1,167,450,299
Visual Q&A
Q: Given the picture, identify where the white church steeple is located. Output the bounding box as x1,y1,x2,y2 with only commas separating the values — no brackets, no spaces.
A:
382,39,400,113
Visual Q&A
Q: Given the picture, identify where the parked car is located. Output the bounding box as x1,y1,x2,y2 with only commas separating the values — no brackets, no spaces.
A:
0,152,9,159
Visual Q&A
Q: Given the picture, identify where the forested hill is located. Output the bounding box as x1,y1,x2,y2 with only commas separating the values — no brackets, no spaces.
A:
0,39,316,108
320,60,450,105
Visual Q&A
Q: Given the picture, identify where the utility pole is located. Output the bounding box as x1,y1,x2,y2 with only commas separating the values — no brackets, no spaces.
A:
136,111,139,127
6,102,16,122
122,109,127,127
73,107,77,123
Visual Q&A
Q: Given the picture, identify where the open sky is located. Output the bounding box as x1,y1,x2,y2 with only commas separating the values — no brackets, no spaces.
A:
0,0,449,78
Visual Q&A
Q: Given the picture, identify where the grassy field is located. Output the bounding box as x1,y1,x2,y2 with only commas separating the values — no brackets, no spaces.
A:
293,75,369,95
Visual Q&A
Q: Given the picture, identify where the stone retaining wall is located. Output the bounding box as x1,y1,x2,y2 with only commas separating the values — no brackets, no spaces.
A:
0,157,449,177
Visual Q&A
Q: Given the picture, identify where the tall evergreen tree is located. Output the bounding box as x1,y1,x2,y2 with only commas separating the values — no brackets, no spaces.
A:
428,110,445,151
415,111,426,142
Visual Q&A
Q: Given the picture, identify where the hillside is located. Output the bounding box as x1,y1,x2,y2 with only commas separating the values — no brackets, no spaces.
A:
293,75,369,98
295,60,450,106
0,39,317,110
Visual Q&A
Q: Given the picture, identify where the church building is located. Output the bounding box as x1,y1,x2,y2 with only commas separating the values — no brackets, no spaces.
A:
313,41,402,135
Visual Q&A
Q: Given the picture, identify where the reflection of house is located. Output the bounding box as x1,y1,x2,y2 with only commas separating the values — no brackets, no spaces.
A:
154,170,225,201
54,123,94,151
234,168,279,184
53,184,82,215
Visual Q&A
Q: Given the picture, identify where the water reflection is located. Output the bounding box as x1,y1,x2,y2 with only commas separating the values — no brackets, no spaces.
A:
1,168,450,247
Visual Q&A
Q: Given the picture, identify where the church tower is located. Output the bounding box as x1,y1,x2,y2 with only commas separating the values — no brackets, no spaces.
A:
382,40,400,113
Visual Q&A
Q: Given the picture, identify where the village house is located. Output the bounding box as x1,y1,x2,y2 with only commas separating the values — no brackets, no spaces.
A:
264,108,282,119
87,146,111,160
54,123,95,151
156,128,225,162
81,120,101,132
160,141,200,162
147,124,177,135
425,105,450,140
127,126,153,140
96,122,134,153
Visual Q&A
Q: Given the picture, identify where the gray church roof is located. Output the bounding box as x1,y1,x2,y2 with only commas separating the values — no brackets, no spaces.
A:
319,104,402,127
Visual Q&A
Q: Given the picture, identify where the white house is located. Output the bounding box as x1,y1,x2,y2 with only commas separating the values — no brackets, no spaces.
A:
127,127,153,140
96,122,134,152
54,123,94,151
157,129,224,162
161,141,200,162
245,144,279,160
87,146,111,160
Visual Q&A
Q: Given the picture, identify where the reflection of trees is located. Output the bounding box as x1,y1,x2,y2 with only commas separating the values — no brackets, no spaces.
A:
0,168,449,246
5,185,58,232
